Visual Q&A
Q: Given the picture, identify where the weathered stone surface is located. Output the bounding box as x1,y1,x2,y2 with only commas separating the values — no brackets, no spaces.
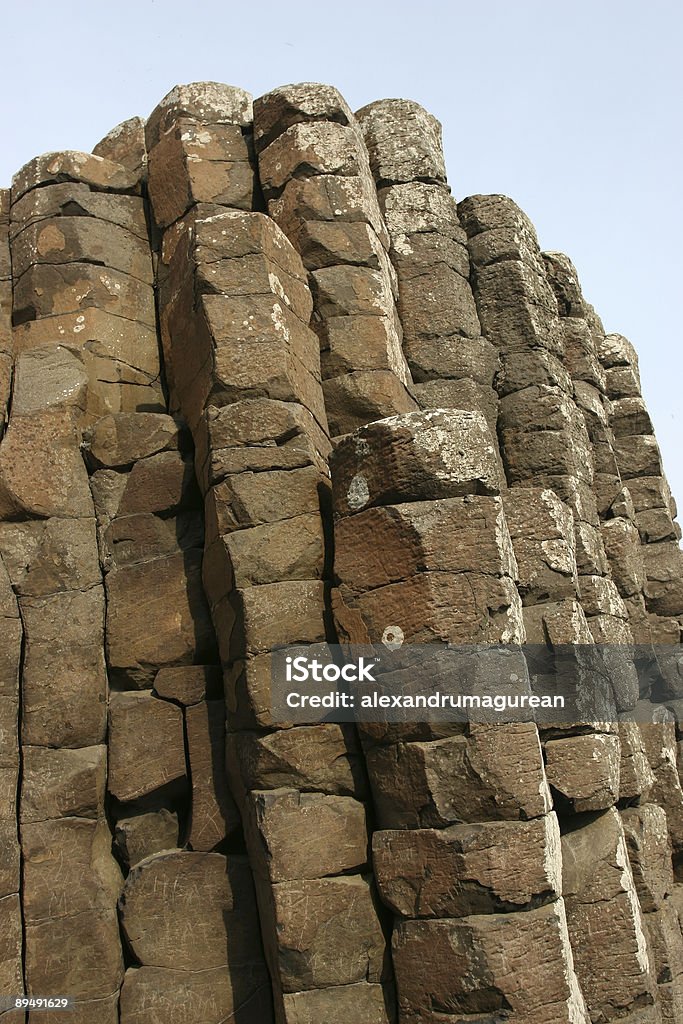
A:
21,816,122,920
562,808,657,1019
270,875,387,991
339,569,523,644
84,412,186,468
373,813,561,917
0,410,93,519
281,983,391,1024
119,852,264,969
622,804,674,913
115,809,180,868
12,151,139,200
259,122,370,198
25,907,123,1001
21,745,107,822
545,733,620,811
357,99,446,185
9,345,88,418
186,700,239,849
254,83,355,152
105,550,217,685
619,720,656,801
93,116,148,179
335,496,515,591
392,900,588,1023
615,434,664,479
331,409,500,515
226,724,365,798
644,542,683,616
205,514,325,596
0,895,23,997
504,487,577,604
10,180,148,239
13,216,153,283
13,261,156,325
108,691,186,802
119,963,274,1024
153,664,222,705
367,724,550,829
21,641,107,747
269,172,388,251
229,580,326,658
248,788,368,881
522,598,593,644
601,517,646,597
145,82,253,149
323,369,417,436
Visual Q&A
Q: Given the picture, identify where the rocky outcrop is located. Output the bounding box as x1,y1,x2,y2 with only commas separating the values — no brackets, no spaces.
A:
0,79,682,1024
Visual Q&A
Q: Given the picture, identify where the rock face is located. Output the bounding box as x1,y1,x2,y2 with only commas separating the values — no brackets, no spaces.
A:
0,79,682,1024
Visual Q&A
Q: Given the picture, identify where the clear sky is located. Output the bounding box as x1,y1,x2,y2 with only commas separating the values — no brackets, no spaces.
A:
2,0,681,505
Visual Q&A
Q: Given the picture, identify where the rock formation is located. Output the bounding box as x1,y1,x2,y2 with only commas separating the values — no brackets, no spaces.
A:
0,80,682,1023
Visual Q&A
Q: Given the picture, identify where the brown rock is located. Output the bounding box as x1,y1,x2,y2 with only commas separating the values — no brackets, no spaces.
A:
270,874,387,991
108,691,186,802
281,983,391,1024
269,173,387,250
21,816,122,921
0,410,93,519
258,122,369,198
119,852,264,969
148,122,255,227
12,216,153,283
153,664,222,706
248,788,368,881
340,570,523,645
25,907,124,1000
367,724,550,828
0,895,23,997
20,745,107,822
615,434,663,479
12,150,139,200
105,550,217,686
22,642,107,747
186,700,240,850
229,580,326,658
13,261,156,325
205,465,326,538
145,82,253,149
331,409,500,516
504,487,577,604
20,585,104,647
115,451,198,516
10,181,148,240
619,720,656,801
545,734,620,811
392,899,588,1023
226,724,365,798
119,963,274,1024
644,542,683,617
115,809,179,868
322,370,417,437
93,116,147,179
357,99,446,185
335,496,515,590
253,83,354,152
84,412,186,469
562,807,657,1019
0,518,99,597
601,517,646,597
622,804,674,913
373,813,561,917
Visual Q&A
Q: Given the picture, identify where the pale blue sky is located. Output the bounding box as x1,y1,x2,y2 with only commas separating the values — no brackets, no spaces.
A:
2,0,681,504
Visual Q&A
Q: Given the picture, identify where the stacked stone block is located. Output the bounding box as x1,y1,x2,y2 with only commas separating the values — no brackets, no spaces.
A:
330,409,589,1022
254,84,416,436
148,83,393,1024
0,79,682,1024
357,100,500,441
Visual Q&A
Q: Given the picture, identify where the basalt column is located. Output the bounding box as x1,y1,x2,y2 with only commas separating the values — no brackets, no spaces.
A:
253,84,416,436
329,409,588,1024
2,149,157,1023
356,100,499,439
148,82,394,1024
